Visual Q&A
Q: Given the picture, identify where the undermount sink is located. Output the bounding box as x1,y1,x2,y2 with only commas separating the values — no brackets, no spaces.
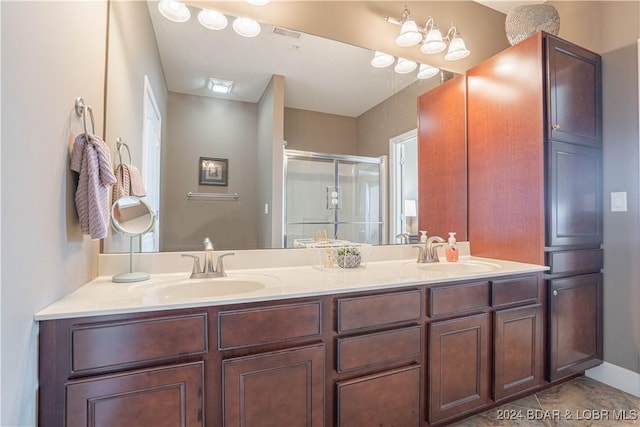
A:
414,260,501,274
129,274,277,301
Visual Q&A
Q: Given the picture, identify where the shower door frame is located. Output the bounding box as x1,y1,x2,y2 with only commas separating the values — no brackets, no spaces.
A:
283,149,387,248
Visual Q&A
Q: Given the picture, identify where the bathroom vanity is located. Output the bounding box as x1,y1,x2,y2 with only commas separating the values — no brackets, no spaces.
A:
36,254,556,426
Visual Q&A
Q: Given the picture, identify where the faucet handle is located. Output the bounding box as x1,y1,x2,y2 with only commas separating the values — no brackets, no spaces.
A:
181,254,201,277
216,253,235,276
413,245,427,263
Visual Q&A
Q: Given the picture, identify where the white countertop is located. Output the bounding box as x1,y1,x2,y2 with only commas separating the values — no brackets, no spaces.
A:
34,255,547,321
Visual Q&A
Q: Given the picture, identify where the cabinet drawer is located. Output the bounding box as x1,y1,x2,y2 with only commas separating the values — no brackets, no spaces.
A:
337,290,422,333
491,276,540,308
337,326,422,372
71,313,208,373
218,301,321,350
547,249,603,275
428,282,489,317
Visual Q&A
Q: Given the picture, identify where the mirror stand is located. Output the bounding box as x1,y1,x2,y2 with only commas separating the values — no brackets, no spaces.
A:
113,236,150,283
110,196,156,283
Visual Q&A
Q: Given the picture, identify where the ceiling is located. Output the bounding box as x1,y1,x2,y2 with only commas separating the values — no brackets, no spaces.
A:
147,1,543,117
148,1,420,117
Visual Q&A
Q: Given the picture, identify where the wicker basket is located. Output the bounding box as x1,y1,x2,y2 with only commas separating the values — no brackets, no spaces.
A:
300,240,371,270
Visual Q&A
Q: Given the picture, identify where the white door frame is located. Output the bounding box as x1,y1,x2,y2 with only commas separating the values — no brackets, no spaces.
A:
389,128,417,243
141,75,161,252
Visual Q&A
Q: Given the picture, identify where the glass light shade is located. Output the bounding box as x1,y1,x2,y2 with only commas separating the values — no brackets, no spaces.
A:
444,36,470,60
371,51,395,68
157,0,190,23
417,64,440,79
233,17,261,37
420,29,447,54
245,0,270,5
395,19,423,47
198,9,228,30
394,58,417,74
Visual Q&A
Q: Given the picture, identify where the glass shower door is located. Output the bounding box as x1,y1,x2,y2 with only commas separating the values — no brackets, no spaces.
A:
284,150,384,248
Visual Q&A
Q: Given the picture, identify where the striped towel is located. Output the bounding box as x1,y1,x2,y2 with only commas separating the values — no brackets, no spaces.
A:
112,163,147,205
70,133,117,239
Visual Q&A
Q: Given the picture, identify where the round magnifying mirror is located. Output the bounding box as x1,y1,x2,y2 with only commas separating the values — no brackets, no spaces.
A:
111,196,155,283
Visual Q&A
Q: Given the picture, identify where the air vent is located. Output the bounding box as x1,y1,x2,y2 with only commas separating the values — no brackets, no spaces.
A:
272,26,302,39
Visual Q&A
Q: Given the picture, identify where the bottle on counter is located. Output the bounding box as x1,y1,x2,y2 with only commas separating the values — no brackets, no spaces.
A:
419,230,428,243
445,232,459,262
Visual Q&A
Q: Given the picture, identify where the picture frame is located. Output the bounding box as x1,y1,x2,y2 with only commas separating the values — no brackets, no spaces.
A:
199,157,228,186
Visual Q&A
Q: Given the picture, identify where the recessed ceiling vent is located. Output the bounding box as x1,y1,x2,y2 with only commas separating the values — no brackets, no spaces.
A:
272,26,302,39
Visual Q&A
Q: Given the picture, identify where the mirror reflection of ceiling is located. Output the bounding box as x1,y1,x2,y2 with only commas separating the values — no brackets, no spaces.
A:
148,1,422,117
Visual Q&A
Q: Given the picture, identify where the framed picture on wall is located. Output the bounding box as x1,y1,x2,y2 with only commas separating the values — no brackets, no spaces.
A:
199,157,228,186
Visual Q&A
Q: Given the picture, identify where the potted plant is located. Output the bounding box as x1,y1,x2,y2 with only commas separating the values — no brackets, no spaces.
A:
337,247,361,268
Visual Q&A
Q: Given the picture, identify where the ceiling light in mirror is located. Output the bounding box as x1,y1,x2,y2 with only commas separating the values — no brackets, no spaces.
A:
157,0,190,23
233,16,261,37
371,51,394,68
245,0,271,5
198,9,228,30
394,57,417,74
417,64,440,79
207,78,233,94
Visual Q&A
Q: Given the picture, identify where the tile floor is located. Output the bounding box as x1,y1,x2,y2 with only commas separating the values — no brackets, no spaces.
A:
451,377,640,426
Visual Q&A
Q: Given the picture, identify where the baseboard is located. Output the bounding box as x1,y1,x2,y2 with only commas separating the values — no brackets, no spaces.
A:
586,362,640,398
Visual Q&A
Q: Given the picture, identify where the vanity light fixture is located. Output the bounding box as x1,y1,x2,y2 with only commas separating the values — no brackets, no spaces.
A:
371,51,395,68
244,0,271,5
385,6,470,61
394,57,417,74
197,9,228,30
207,78,233,94
444,27,470,61
233,16,262,37
395,8,423,47
157,0,190,23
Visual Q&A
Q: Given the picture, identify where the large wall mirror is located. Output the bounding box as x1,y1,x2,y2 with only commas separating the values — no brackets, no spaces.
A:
103,0,462,253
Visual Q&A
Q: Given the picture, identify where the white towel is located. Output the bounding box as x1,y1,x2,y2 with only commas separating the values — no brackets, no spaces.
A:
70,133,117,239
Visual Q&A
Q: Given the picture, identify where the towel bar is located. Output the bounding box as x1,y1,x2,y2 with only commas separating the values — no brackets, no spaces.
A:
187,192,239,201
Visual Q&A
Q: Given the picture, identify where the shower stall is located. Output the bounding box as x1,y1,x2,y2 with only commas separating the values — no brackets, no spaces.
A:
283,149,386,248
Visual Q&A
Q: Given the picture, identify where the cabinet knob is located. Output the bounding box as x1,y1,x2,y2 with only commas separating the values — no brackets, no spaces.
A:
552,124,561,130
553,290,558,296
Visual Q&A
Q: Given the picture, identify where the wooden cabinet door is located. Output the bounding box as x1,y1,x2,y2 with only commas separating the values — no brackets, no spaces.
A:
548,273,603,381
65,362,204,427
494,305,543,400
336,365,421,427
428,313,490,424
546,35,602,146
547,141,602,247
223,344,325,427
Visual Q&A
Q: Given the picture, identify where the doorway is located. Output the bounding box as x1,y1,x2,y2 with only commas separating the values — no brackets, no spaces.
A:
390,129,419,243
140,75,161,252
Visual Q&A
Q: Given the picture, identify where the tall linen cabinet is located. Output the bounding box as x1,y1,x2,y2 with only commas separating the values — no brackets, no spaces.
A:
466,32,603,381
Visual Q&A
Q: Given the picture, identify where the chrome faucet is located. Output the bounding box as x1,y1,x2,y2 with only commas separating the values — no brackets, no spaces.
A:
414,235,446,263
182,237,234,278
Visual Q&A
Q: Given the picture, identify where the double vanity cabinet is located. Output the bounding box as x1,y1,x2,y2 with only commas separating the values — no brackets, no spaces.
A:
38,265,553,427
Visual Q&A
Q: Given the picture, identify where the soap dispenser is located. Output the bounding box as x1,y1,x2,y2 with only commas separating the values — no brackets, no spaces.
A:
419,230,428,243
445,232,459,262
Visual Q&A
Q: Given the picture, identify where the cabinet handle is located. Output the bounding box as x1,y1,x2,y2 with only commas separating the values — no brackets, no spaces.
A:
553,290,558,296
552,124,561,130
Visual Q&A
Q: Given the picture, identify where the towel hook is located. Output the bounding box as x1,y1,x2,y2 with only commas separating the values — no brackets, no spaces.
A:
75,97,95,136
116,137,132,165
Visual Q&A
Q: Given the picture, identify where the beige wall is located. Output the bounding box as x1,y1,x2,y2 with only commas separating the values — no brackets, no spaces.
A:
1,1,108,425
163,92,260,251
285,108,357,154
